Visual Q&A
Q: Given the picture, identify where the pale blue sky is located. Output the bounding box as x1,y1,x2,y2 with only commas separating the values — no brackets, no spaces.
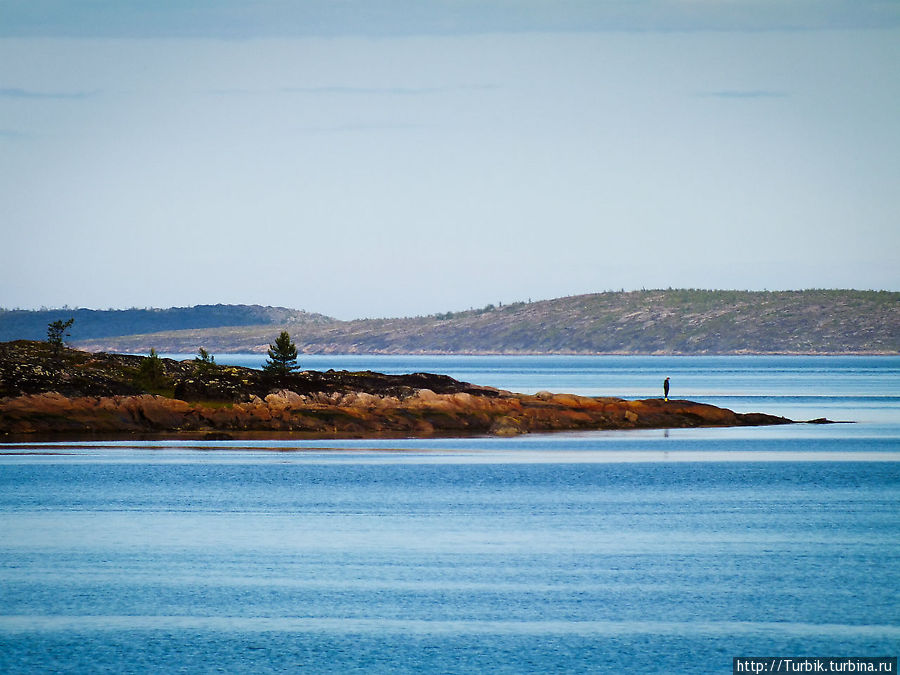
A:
1,2,898,319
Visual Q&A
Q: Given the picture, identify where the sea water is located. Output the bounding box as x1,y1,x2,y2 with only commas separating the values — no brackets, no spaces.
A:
1,356,898,674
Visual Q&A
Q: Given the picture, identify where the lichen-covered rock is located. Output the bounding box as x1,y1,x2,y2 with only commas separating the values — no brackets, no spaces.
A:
264,389,304,410
490,416,527,436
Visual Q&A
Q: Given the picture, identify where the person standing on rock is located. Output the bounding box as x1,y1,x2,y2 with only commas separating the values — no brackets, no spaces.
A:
663,377,670,401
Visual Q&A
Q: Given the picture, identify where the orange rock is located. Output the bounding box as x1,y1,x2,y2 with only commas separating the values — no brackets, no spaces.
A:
0,390,793,439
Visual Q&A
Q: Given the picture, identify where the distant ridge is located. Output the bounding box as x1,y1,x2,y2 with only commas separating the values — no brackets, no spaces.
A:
0,304,331,343
46,289,900,356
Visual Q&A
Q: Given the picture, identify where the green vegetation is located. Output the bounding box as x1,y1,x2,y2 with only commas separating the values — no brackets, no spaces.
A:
21,290,900,355
46,318,74,356
193,347,217,375
263,331,300,376
1,304,329,342
135,348,168,392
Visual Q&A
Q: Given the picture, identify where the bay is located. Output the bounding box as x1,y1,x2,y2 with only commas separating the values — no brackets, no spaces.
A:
1,356,898,673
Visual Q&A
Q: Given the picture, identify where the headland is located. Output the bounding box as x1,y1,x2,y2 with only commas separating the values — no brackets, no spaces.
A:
0,341,795,440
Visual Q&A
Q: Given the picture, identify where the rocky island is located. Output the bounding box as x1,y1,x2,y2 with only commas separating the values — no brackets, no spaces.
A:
0,340,794,440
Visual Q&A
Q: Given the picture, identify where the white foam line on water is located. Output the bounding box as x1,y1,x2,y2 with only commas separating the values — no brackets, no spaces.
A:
2,449,899,464
420,450,900,464
1,615,898,638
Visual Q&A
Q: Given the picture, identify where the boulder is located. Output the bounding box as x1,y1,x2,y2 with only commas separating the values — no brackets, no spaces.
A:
264,389,304,410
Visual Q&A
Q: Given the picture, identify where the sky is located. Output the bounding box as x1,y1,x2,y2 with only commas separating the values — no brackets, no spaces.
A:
1,1,898,320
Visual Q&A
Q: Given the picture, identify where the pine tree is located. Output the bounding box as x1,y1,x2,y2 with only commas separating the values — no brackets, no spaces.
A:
138,348,164,387
46,318,74,356
263,331,299,376
193,347,217,376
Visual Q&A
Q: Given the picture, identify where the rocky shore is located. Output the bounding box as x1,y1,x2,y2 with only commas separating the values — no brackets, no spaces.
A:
0,341,794,439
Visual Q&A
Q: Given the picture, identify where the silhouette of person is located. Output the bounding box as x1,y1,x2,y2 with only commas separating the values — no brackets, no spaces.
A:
663,377,670,401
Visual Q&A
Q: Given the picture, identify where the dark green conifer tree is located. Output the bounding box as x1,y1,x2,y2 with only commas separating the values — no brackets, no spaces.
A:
46,318,74,356
138,348,164,388
263,331,299,376
193,347,217,376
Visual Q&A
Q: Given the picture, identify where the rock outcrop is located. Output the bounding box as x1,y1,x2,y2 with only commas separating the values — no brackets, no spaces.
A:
0,341,793,439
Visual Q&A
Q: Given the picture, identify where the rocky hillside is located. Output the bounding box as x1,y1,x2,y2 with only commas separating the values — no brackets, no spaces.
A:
0,304,330,343
66,290,899,355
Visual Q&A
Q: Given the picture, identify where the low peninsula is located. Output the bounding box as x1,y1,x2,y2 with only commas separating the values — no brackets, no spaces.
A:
0,341,794,440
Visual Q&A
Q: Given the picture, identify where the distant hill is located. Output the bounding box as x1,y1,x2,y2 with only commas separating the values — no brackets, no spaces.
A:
0,304,331,343
53,290,900,355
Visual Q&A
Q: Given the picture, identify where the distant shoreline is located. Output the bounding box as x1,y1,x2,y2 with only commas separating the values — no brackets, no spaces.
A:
73,346,900,357
6,290,898,355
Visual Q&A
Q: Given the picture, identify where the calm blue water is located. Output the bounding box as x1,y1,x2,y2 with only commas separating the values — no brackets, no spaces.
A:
2,356,899,673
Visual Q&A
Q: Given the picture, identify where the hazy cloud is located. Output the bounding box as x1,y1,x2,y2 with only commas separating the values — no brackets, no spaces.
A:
208,85,498,97
1,0,897,38
696,90,790,99
297,122,427,134
0,87,98,100
281,85,498,96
